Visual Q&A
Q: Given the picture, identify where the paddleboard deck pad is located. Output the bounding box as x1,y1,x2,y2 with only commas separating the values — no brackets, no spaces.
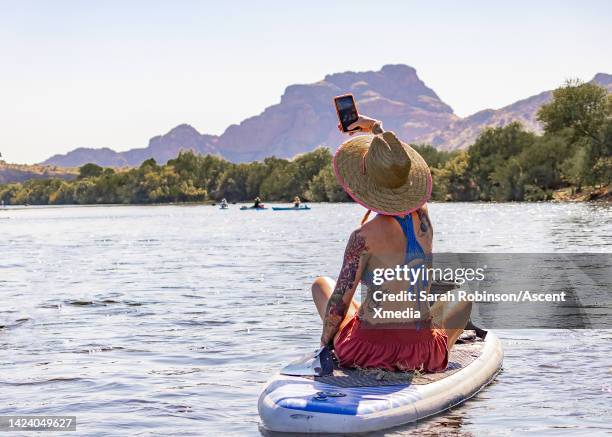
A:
258,330,503,433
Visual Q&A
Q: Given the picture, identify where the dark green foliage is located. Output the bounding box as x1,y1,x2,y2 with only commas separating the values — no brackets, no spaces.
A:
427,81,611,201
307,165,350,202
536,80,612,188
1,82,608,205
0,148,343,205
412,144,458,169
465,122,537,201
78,163,104,179
538,80,609,142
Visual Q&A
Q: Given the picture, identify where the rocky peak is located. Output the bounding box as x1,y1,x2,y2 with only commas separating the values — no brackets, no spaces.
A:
148,124,212,147
216,64,456,161
592,73,612,88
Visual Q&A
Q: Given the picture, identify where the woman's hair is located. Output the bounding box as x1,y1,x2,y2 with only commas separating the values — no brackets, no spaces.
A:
361,210,371,225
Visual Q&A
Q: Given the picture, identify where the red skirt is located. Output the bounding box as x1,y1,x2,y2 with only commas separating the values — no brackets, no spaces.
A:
333,315,448,372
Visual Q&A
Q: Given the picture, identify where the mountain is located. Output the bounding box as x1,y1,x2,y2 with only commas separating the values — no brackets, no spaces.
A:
414,73,612,150
43,124,219,167
216,64,456,161
41,67,611,167
121,124,218,165
42,65,456,166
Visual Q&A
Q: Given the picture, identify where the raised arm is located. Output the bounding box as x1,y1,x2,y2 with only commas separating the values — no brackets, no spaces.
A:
320,230,369,346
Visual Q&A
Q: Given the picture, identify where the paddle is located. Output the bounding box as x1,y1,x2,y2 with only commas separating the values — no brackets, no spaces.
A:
280,345,334,377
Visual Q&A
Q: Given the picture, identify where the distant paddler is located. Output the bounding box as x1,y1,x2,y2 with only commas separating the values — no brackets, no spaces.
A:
293,196,301,208
220,198,229,209
253,196,264,209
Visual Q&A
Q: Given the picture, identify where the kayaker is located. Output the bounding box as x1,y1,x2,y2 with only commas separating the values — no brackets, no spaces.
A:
220,198,228,208
293,196,301,208
253,197,262,209
312,115,473,372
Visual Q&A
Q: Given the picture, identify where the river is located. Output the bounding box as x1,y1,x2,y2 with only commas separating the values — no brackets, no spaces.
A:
1,203,610,436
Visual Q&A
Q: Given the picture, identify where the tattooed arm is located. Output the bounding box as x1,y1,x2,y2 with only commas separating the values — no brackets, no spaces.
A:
415,206,433,240
320,230,368,346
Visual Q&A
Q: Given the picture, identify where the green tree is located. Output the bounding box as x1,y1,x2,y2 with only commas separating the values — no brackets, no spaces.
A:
78,163,104,179
467,123,536,200
433,151,478,201
538,80,611,187
307,165,348,202
538,80,609,143
412,144,457,169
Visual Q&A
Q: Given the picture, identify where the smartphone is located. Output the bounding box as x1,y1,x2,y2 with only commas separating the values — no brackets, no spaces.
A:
334,94,359,132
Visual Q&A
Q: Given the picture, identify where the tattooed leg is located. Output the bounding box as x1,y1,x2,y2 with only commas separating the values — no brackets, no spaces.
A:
311,276,358,321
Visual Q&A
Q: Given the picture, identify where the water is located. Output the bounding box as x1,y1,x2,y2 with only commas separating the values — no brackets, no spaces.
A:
1,203,611,436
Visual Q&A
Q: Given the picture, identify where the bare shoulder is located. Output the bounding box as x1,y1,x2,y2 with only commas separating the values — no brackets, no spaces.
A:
359,214,395,235
358,214,401,249
363,213,396,227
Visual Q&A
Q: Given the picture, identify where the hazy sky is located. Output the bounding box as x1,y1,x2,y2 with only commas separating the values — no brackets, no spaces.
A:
1,0,611,163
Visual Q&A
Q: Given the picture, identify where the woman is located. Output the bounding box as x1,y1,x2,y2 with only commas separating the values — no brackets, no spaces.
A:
312,115,472,372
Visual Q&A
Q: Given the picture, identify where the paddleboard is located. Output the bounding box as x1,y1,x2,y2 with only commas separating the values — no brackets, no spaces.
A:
272,206,311,211
258,330,503,433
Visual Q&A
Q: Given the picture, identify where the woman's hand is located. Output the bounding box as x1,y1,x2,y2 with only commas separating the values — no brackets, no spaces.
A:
337,115,382,136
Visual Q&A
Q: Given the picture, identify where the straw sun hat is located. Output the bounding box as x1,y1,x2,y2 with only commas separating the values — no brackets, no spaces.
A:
333,131,432,215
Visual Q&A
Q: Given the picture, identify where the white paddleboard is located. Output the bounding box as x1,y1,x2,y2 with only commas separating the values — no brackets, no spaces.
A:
258,331,503,434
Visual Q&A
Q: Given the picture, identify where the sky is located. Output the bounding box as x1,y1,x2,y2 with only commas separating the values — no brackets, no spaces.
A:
1,0,611,164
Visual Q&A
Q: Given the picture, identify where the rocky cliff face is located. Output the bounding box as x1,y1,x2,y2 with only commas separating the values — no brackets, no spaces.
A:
41,68,611,167
216,64,456,161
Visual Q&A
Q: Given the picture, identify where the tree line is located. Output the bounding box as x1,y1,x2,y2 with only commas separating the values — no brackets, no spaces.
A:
0,148,349,205
1,80,609,206
430,80,611,201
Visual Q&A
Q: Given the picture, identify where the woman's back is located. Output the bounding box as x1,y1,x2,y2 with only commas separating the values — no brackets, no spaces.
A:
357,209,433,327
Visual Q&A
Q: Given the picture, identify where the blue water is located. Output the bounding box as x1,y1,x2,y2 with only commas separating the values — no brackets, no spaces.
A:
0,203,610,436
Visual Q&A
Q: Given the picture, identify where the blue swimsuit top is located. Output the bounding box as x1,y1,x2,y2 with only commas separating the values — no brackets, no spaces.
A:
393,213,427,262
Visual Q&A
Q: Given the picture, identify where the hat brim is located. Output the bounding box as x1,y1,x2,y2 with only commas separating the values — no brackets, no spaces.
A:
333,134,432,215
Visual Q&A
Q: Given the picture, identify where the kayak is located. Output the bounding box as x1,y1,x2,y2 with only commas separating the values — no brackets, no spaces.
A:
240,206,268,210
258,331,503,433
272,205,311,211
